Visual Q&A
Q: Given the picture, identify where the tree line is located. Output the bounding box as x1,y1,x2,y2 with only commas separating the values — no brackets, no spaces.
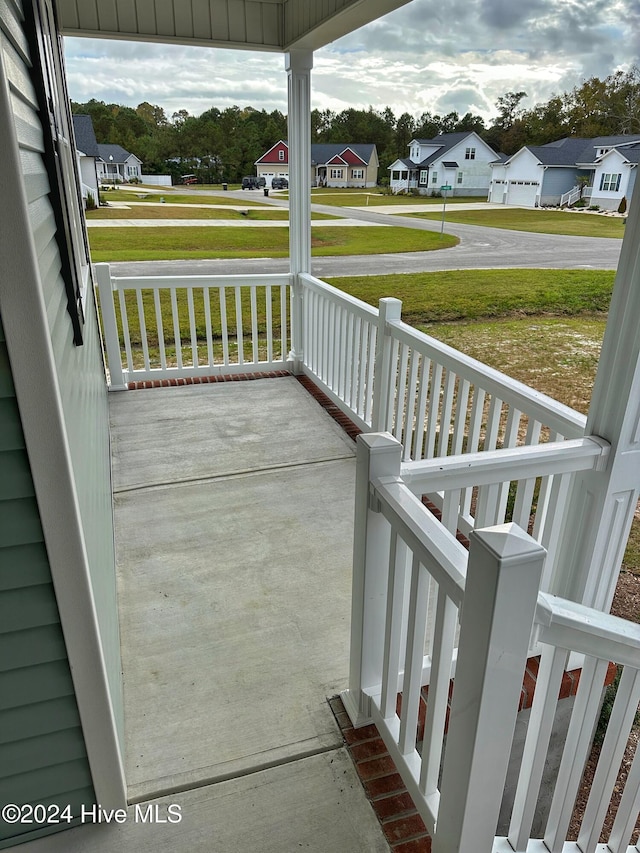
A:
71,67,640,183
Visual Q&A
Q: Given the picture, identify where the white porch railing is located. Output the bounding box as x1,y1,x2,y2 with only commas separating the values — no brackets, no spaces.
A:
561,185,581,207
343,432,639,853
95,264,292,389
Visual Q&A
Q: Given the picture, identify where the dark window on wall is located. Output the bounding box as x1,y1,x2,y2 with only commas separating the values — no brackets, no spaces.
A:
24,0,89,345
599,173,621,192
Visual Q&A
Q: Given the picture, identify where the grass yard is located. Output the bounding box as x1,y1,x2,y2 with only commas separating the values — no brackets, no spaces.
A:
88,206,292,220
98,189,252,205
325,268,615,324
405,207,627,238
304,188,482,207
88,225,458,262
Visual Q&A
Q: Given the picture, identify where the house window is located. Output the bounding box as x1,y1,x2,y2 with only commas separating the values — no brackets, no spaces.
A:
278,150,285,161
392,171,400,181
419,170,428,184
352,168,364,179
457,171,463,184
599,173,621,192
330,168,344,179
465,148,476,160
432,171,438,184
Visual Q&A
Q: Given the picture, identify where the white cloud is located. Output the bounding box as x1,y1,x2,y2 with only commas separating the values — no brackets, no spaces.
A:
63,0,639,123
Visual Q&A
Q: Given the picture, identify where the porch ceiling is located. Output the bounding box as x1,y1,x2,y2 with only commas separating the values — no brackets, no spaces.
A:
54,0,413,52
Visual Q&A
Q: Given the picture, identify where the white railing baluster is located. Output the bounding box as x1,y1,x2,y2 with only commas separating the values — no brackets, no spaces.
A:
380,533,409,719
118,288,134,376
170,288,182,370
399,553,431,755
451,377,470,455
394,344,409,444
508,645,569,851
364,323,377,426
187,287,197,367
425,362,443,459
512,419,543,529
607,734,640,852
543,656,612,852
345,311,354,409
153,289,167,371
403,350,420,462
412,355,430,461
235,286,244,366
436,369,456,457
203,288,213,367
219,287,229,366
578,667,640,853
265,285,273,364
419,589,457,798
250,286,258,365
136,289,150,372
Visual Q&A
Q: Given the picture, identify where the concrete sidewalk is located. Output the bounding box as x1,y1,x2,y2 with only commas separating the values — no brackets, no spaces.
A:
27,376,388,852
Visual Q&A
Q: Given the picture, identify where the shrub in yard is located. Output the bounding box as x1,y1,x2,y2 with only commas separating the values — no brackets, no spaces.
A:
85,191,97,210
618,196,627,214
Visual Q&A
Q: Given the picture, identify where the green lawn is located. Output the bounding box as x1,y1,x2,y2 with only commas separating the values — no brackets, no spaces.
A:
404,208,627,238
325,268,614,324
98,189,254,205
303,188,482,207
88,206,290,220
87,206,336,221
88,226,458,262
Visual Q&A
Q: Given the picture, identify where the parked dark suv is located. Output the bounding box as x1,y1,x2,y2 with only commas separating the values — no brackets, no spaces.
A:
271,177,289,189
242,176,266,190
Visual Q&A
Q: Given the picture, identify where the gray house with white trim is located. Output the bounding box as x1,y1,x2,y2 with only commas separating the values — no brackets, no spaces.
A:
489,134,640,208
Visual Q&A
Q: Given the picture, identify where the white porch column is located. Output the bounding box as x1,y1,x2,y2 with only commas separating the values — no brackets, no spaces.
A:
285,49,312,372
552,188,640,611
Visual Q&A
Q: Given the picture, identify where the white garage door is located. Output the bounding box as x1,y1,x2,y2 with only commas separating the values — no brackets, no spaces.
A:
507,181,539,207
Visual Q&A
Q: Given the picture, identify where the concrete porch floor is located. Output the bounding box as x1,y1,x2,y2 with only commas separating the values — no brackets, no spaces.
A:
22,377,390,851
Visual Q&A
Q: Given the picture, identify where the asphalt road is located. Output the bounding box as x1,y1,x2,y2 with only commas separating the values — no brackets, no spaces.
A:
109,188,623,278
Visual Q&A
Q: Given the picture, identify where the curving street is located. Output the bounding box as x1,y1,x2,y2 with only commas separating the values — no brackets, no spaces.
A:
108,188,623,278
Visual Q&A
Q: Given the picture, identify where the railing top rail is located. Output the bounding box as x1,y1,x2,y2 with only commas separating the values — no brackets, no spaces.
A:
372,475,467,606
400,436,610,494
299,272,379,320
536,591,640,669
386,318,587,437
103,270,293,291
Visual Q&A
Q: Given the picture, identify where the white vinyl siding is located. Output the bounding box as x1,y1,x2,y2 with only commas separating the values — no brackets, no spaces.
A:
1,0,123,844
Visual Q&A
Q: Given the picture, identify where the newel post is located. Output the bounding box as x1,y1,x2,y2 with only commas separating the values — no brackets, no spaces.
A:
342,432,402,727
371,297,402,432
434,523,546,853
94,263,126,390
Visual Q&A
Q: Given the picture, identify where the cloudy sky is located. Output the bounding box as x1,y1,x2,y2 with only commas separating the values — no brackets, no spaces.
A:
64,0,640,123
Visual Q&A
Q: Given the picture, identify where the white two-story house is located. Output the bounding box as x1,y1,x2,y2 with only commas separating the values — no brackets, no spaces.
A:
388,131,498,195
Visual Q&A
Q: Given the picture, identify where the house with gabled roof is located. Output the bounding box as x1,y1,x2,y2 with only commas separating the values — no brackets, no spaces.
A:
96,143,142,184
72,114,100,205
489,134,640,208
388,132,498,195
256,140,379,187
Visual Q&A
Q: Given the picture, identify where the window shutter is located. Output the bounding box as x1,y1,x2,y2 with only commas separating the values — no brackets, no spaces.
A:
24,0,88,345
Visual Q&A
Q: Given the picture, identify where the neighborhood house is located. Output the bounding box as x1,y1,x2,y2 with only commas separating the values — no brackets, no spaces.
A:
96,143,143,184
256,140,379,187
388,131,498,195
489,134,640,208
72,114,100,206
